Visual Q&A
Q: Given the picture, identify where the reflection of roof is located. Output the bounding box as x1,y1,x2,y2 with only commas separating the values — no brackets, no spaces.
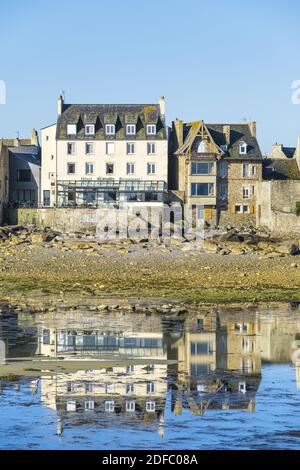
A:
263,158,300,180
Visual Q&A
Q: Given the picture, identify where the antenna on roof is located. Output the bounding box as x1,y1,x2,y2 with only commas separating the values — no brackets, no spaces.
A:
15,131,20,139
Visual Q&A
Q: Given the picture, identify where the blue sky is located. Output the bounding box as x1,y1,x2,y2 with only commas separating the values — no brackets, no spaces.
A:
0,0,299,152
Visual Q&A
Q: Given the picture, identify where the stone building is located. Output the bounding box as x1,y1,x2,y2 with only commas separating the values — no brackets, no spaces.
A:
169,119,263,227
41,96,168,208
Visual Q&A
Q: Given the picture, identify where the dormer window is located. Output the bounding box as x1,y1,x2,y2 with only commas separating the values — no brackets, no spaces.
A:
197,140,207,153
146,124,156,135
106,124,115,135
239,142,248,155
126,124,136,135
85,124,95,136
67,124,77,136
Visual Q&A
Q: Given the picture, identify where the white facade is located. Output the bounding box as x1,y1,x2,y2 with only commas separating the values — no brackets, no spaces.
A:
41,97,168,207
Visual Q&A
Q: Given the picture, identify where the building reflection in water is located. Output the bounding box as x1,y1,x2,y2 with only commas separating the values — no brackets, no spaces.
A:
2,304,300,436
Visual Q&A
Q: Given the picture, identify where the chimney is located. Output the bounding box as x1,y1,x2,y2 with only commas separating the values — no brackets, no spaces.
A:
57,94,64,115
31,128,39,146
159,96,166,117
295,136,300,170
248,121,257,137
223,125,231,145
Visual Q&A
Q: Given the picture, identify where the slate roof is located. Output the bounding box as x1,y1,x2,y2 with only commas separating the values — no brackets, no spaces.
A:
56,104,167,140
281,146,296,159
173,121,262,161
263,158,300,180
8,145,41,165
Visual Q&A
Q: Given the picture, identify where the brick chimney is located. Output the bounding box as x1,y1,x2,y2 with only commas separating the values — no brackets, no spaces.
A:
159,96,166,117
248,121,257,137
31,128,39,146
223,125,231,145
57,94,64,115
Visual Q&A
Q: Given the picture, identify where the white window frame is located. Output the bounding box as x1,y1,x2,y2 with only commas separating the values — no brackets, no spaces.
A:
84,400,95,410
243,186,250,199
105,400,115,412
235,204,249,214
85,162,94,175
126,383,134,394
146,124,156,135
239,142,248,155
239,381,247,394
127,142,135,155
126,124,136,135
147,143,156,155
242,163,250,178
146,401,156,412
147,163,156,175
67,142,76,155
85,124,95,136
106,142,115,155
67,124,77,136
126,162,135,175
146,382,155,394
105,124,115,135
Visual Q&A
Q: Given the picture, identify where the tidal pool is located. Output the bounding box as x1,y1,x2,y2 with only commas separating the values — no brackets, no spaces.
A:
0,303,300,450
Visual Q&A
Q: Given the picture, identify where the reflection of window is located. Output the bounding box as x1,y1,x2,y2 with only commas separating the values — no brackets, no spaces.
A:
146,401,156,412
85,382,93,393
17,169,31,182
190,342,213,355
146,382,155,394
43,190,50,206
235,205,249,214
106,383,114,393
42,329,50,345
105,400,115,412
191,183,214,197
126,383,134,394
126,400,135,412
243,187,250,198
85,400,94,410
126,365,134,373
235,323,248,332
239,381,246,394
191,364,210,376
67,382,75,393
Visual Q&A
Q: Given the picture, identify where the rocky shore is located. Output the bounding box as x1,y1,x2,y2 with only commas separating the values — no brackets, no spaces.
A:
0,225,300,307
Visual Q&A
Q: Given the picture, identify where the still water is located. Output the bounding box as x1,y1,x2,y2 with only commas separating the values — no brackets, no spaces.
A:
1,303,300,450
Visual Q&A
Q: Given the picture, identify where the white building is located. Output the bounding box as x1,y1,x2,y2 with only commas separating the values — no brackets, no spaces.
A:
41,96,168,207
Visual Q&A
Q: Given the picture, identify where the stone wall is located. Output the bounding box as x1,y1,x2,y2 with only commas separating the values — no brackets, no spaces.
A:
256,180,300,234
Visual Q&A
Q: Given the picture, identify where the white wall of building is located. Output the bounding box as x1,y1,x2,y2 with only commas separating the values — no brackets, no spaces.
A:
41,124,57,206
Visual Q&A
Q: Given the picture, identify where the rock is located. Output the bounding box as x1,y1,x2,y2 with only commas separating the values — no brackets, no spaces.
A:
203,240,219,253
31,233,45,244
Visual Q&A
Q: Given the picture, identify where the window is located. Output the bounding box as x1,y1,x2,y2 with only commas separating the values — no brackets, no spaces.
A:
67,382,75,393
126,383,134,394
43,329,50,345
243,187,250,198
147,163,156,174
235,322,248,332
127,143,135,155
126,365,134,373
197,140,207,153
105,400,115,412
146,124,156,135
191,162,213,175
126,124,136,135
67,142,76,155
106,142,115,154
219,161,228,177
85,143,94,154
219,184,227,199
67,124,77,135
146,382,155,394
85,382,93,393
105,383,114,393
66,400,77,412
17,169,31,182
126,162,135,174
252,165,257,176
242,163,250,178
191,183,214,197
106,163,114,174
106,124,115,135
191,341,213,356
85,162,94,175
239,382,246,394
239,142,247,154
85,400,94,410
43,190,50,206
146,401,156,412
235,205,249,214
85,124,95,135
147,143,156,154
67,163,76,174
125,401,135,412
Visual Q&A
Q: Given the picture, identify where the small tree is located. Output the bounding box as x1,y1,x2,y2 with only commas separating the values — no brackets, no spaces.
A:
296,202,300,216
